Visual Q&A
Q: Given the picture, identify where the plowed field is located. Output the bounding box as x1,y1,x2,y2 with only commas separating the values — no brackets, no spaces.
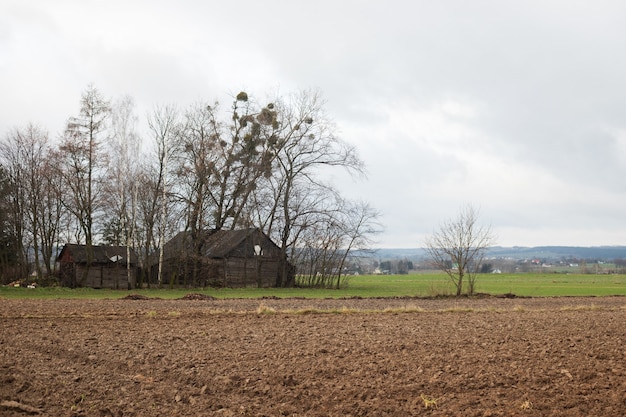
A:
1,296,625,416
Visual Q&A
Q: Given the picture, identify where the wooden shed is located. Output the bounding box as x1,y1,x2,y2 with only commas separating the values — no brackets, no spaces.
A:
56,244,138,289
152,228,293,288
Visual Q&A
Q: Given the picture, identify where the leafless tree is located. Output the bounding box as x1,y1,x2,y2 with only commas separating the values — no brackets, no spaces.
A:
174,103,216,241
0,166,21,283
280,187,343,288
425,204,494,296
0,129,29,277
171,93,295,286
291,199,381,289
133,165,167,287
0,124,62,279
333,200,382,288
174,95,276,232
253,90,364,286
209,95,276,231
37,151,65,278
58,85,111,285
146,104,180,287
0,87,377,289
142,90,369,288
103,95,142,289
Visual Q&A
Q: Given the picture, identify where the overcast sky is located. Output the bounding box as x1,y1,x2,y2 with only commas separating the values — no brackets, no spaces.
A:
2,0,626,248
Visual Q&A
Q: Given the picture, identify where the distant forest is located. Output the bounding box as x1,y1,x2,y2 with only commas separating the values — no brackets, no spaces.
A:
372,246,626,262
356,246,626,275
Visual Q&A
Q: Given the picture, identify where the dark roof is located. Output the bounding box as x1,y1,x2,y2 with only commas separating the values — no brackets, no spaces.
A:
204,229,261,258
162,228,279,259
57,244,138,264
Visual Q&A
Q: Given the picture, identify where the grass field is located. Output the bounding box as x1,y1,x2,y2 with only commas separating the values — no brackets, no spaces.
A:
2,272,626,299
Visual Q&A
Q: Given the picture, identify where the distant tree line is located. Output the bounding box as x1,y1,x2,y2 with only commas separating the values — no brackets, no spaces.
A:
377,260,414,275
0,85,381,287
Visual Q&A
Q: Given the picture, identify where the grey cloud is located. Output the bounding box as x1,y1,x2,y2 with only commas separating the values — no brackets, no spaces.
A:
3,0,626,246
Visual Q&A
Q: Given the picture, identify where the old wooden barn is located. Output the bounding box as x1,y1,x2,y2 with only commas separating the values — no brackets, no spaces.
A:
152,228,293,288
56,244,138,289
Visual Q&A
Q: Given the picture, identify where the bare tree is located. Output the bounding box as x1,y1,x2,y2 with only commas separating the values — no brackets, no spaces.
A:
0,165,22,282
38,151,65,278
425,205,494,296
254,90,364,286
141,90,366,288
209,94,276,231
58,85,111,286
0,86,378,289
134,165,168,287
291,199,381,289
0,124,60,279
0,127,33,278
333,200,382,288
174,95,276,233
174,103,217,241
146,104,179,287
282,188,343,288
103,95,142,289
165,94,274,286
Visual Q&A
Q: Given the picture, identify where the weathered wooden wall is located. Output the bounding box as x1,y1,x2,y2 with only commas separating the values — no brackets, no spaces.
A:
221,258,281,288
73,264,137,289
153,257,282,288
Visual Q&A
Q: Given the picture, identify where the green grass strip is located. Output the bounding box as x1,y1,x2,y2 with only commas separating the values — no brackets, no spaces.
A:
2,272,626,299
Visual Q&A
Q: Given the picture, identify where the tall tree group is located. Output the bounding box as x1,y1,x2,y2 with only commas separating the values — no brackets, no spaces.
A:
0,85,380,287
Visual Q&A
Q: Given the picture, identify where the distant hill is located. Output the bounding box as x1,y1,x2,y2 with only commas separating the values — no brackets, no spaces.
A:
366,246,626,262
486,246,626,260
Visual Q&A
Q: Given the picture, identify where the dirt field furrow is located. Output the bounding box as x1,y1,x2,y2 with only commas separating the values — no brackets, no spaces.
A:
1,297,625,416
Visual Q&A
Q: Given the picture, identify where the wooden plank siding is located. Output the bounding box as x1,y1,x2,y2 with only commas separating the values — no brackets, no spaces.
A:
221,258,281,288
74,264,135,290
56,244,138,289
154,257,280,288
151,228,292,288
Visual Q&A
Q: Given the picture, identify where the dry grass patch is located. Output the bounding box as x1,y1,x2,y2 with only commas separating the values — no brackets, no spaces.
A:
256,303,277,314
420,394,440,409
559,304,606,311
441,306,475,313
520,399,533,410
383,304,426,313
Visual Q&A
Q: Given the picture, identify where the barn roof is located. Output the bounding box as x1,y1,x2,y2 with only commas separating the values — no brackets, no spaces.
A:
57,243,139,264
161,228,279,260
204,228,263,258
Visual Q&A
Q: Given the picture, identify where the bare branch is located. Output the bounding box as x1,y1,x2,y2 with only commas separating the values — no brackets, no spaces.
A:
425,204,494,296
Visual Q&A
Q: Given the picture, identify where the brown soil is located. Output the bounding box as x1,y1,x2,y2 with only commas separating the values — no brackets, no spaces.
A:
1,296,626,416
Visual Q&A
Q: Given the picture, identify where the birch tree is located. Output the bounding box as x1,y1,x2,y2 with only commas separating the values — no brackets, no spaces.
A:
146,105,179,287
104,95,141,289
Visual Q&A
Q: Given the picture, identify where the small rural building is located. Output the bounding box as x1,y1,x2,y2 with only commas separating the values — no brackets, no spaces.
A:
56,244,138,289
152,228,293,288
